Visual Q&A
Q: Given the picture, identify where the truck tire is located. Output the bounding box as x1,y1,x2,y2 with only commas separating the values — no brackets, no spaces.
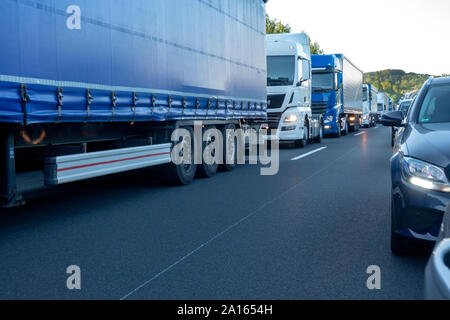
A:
197,126,219,178
314,121,323,143
342,118,349,136
295,123,308,148
219,123,237,172
335,119,342,138
354,115,360,132
164,127,197,185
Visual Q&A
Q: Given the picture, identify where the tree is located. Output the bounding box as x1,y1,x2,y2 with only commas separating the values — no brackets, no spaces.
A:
310,40,324,55
302,31,324,55
266,14,291,34
265,16,324,55
364,69,431,103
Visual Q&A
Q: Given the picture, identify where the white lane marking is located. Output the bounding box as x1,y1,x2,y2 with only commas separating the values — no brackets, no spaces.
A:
374,126,381,129
120,145,359,300
354,132,365,137
290,147,328,161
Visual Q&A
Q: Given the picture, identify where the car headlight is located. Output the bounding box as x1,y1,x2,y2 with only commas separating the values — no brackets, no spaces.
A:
284,114,298,123
401,155,450,192
362,115,368,120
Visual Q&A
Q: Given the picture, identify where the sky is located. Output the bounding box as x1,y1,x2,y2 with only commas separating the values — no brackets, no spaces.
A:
266,0,450,75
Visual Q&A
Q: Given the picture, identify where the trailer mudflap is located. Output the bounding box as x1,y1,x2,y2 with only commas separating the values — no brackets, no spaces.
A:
44,144,172,186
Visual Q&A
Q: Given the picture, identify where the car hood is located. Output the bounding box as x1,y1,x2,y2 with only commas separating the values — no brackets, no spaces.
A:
405,123,450,170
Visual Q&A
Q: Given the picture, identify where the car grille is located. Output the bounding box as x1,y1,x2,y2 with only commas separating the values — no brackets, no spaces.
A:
311,102,327,115
267,94,286,110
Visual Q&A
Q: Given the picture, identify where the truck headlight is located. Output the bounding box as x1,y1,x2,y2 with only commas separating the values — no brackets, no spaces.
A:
284,114,298,123
401,156,450,193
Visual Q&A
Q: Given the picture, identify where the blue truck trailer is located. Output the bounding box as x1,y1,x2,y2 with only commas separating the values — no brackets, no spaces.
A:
0,0,268,207
311,54,363,136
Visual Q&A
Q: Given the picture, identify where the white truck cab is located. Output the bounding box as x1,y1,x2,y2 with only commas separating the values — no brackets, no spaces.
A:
362,83,378,127
377,92,389,120
266,33,322,148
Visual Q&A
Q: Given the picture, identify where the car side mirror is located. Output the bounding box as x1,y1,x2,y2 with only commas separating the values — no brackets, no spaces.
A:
381,111,405,127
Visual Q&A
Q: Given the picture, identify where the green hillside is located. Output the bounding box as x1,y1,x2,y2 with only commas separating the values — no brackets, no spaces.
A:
364,70,431,103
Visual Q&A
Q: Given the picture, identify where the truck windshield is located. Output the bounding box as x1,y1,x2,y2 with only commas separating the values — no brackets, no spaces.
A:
418,85,450,123
377,103,384,111
267,56,295,86
312,73,334,92
362,87,368,102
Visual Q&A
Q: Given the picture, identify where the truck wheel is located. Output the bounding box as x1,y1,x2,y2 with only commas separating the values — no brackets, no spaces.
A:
219,124,237,172
165,127,197,185
342,118,349,136
295,125,308,148
354,115,360,132
335,119,342,138
197,126,219,178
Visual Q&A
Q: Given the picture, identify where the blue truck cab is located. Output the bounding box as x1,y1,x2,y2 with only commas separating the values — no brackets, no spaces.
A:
311,55,342,135
311,54,363,136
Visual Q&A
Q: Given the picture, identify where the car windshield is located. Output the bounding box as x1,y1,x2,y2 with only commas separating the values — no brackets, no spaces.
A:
399,101,411,112
312,72,334,92
377,103,384,111
418,85,450,123
267,56,295,86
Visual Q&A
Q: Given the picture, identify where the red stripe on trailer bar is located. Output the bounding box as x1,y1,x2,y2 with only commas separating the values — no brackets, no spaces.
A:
57,152,171,172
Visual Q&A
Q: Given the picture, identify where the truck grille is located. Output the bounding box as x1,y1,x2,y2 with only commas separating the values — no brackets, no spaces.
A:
266,112,283,129
311,102,327,115
267,94,286,110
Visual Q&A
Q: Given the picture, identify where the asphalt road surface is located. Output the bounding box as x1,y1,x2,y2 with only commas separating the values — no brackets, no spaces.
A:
0,126,430,300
